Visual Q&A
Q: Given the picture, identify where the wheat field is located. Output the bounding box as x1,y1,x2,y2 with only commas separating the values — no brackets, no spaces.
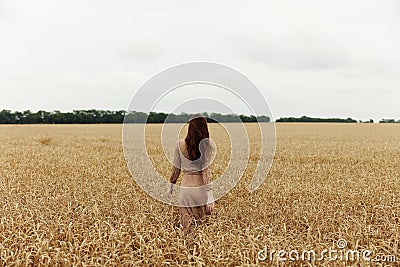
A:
0,123,399,266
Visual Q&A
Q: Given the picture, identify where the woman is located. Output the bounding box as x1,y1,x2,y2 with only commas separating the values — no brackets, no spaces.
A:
168,115,214,234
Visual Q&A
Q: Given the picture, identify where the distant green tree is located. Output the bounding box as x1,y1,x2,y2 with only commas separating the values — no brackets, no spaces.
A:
276,116,357,123
0,110,15,123
0,109,268,124
379,119,396,123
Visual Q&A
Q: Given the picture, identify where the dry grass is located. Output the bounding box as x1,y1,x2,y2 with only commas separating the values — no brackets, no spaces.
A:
38,137,51,146
0,123,399,266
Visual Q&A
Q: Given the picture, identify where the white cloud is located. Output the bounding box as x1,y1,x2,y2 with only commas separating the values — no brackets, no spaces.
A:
0,0,399,121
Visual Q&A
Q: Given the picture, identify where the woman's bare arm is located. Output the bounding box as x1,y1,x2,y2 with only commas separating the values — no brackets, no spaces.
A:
202,146,214,213
169,140,181,184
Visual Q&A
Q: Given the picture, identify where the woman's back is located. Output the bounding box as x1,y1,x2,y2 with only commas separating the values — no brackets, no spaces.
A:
168,115,214,235
175,139,203,172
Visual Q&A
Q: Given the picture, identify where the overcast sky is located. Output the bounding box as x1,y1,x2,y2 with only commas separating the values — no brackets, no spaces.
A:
1,0,399,121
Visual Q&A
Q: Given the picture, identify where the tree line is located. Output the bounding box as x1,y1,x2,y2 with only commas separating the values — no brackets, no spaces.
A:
379,119,400,123
276,116,400,123
1,110,397,124
0,110,270,124
0,110,125,124
276,116,358,123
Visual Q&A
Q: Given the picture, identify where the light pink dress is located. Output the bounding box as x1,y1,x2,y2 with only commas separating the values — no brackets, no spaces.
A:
170,139,213,233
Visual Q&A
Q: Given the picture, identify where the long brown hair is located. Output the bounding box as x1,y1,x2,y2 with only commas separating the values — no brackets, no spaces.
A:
185,115,210,162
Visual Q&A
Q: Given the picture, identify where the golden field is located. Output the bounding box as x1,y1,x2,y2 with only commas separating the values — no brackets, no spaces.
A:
0,123,399,266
